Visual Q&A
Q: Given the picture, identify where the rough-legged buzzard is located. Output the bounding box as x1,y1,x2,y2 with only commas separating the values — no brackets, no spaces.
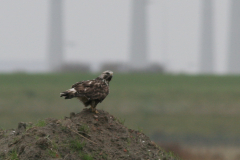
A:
60,70,113,113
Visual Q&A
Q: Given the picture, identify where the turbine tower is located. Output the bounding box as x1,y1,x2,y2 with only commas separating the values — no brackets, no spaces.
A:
48,0,63,72
228,0,240,74
130,0,148,70
200,0,214,74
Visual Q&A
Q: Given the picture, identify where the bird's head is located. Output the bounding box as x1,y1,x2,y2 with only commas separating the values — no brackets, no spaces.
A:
98,70,113,82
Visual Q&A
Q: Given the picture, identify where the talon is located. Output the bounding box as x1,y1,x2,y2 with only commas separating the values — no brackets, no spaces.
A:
91,107,98,114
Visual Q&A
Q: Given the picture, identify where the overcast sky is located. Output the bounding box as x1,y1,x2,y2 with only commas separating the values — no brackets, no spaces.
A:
0,0,231,73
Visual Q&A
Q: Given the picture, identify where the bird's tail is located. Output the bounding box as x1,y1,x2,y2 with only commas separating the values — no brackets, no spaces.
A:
60,88,77,99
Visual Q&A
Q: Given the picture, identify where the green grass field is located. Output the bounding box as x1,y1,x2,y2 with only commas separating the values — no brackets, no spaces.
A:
0,73,240,145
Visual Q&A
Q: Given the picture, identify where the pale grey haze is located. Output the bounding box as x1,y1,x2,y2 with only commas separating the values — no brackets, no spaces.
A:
228,0,240,74
49,0,64,71
0,0,231,74
200,0,214,74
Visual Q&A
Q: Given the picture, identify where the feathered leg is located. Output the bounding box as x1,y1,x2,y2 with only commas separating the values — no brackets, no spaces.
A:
90,101,99,114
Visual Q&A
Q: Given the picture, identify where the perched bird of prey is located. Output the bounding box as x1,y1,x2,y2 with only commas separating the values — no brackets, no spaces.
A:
60,70,113,113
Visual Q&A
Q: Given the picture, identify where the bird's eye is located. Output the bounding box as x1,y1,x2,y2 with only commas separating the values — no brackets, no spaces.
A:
106,72,110,75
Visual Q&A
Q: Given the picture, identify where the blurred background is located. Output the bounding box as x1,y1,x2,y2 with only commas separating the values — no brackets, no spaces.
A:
0,0,240,159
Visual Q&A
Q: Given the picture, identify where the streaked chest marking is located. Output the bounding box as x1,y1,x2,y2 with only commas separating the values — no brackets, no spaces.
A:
102,79,108,86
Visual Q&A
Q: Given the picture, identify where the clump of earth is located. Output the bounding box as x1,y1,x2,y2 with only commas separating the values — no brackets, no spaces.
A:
0,109,179,160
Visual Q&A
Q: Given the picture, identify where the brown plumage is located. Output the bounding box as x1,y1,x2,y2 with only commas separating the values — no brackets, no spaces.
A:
60,70,113,113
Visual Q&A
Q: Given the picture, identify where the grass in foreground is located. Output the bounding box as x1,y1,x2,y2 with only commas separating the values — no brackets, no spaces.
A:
0,73,240,144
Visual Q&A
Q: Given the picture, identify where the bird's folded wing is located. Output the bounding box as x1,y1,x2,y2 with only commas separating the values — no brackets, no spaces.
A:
73,80,109,101
71,81,83,88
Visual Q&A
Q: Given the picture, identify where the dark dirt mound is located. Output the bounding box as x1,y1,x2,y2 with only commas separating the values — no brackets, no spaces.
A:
0,109,179,160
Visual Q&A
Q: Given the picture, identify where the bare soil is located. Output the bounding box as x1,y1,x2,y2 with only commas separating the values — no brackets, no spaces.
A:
0,109,178,160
